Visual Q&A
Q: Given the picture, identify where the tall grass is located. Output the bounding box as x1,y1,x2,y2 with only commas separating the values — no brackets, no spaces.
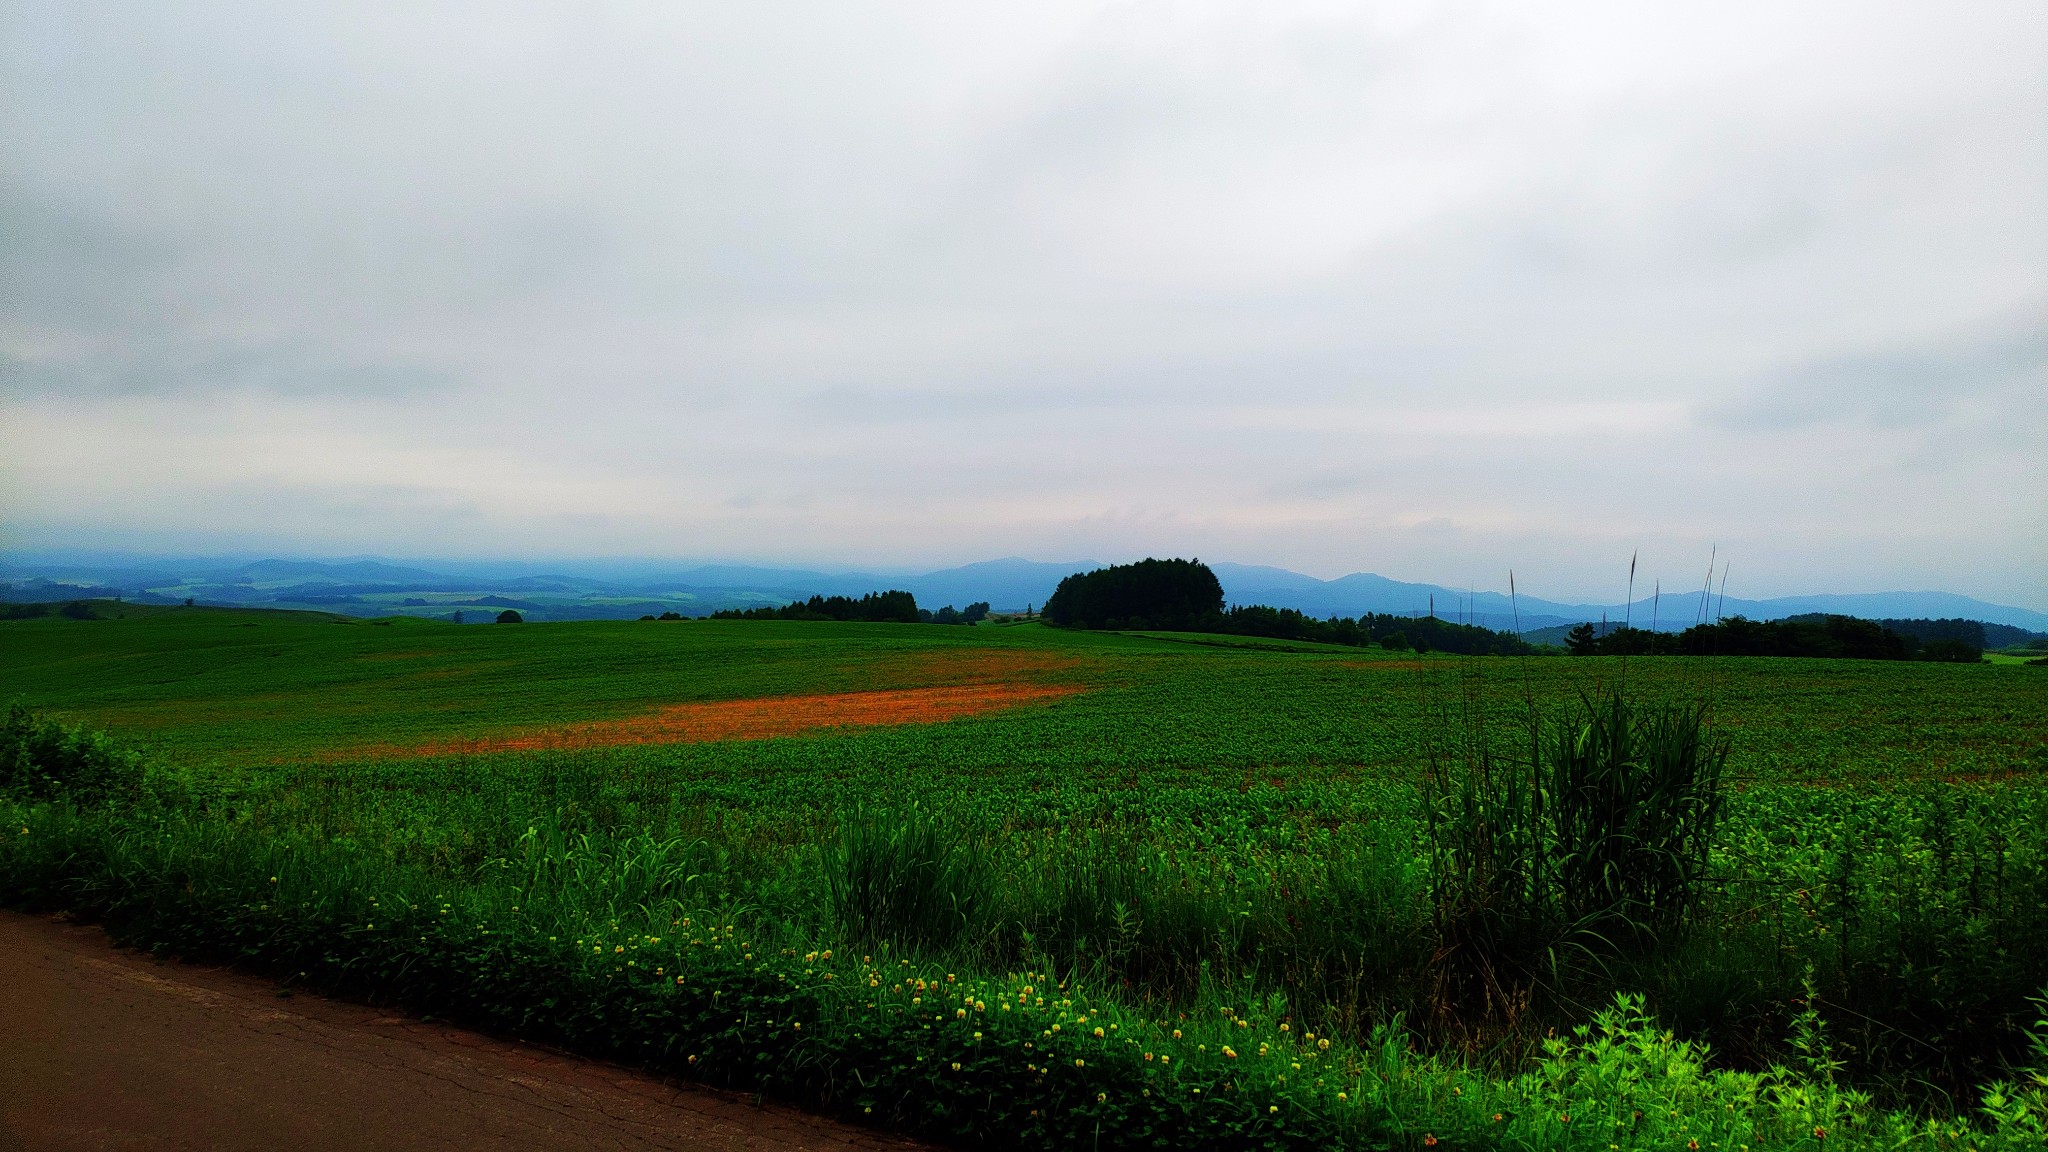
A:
1543,693,1727,943
828,803,986,951
1422,689,1730,1037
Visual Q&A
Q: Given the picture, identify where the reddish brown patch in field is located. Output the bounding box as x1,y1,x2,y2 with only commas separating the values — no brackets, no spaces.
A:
391,681,1085,757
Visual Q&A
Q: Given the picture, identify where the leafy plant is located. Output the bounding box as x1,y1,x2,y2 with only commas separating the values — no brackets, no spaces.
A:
0,702,145,805
1978,993,2048,1143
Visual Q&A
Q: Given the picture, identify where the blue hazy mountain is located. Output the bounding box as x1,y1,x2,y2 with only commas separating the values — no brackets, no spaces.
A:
1213,566,1547,626
3,552,2042,633
229,558,450,584
896,558,1098,612
1212,575,2048,634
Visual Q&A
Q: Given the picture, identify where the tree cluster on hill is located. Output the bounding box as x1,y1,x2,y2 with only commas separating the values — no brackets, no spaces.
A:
930,602,990,625
1042,558,1224,630
1564,614,1982,662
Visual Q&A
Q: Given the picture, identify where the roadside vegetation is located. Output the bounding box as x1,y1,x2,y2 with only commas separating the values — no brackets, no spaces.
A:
3,607,2046,1149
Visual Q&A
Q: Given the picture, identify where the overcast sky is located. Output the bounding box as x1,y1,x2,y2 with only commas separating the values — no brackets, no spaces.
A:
2,2,2043,606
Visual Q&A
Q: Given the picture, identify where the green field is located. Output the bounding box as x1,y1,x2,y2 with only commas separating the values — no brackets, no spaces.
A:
4,605,2047,1150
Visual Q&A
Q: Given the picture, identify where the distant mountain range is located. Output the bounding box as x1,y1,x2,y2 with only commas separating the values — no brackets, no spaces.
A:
4,552,2044,635
1205,563,2048,634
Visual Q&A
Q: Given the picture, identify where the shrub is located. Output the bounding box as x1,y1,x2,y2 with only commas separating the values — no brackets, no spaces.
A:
496,609,524,624
0,703,145,805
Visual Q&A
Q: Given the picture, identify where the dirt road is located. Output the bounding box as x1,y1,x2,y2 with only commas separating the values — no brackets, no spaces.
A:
0,911,929,1152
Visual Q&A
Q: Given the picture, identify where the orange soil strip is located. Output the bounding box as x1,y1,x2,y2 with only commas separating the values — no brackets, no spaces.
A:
392,682,1085,757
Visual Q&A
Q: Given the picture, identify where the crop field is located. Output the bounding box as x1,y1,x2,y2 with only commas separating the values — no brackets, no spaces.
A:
4,605,2048,1150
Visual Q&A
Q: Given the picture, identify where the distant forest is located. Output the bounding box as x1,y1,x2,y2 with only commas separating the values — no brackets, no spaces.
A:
1208,604,1532,655
1043,559,1534,655
1034,560,2048,662
1564,614,1986,662
709,591,989,625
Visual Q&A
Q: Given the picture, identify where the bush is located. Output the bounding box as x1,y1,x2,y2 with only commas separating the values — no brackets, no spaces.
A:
496,609,524,624
0,703,145,805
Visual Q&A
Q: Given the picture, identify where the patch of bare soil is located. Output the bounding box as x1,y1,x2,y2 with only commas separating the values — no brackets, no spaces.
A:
396,682,1084,757
0,910,929,1152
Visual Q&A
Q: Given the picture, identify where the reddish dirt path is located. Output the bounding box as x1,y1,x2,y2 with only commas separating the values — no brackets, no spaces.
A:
0,911,930,1152
386,682,1083,758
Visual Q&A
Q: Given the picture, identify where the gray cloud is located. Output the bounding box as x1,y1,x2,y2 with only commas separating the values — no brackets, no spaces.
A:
1,1,2043,607
1708,324,2048,432
0,341,458,400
